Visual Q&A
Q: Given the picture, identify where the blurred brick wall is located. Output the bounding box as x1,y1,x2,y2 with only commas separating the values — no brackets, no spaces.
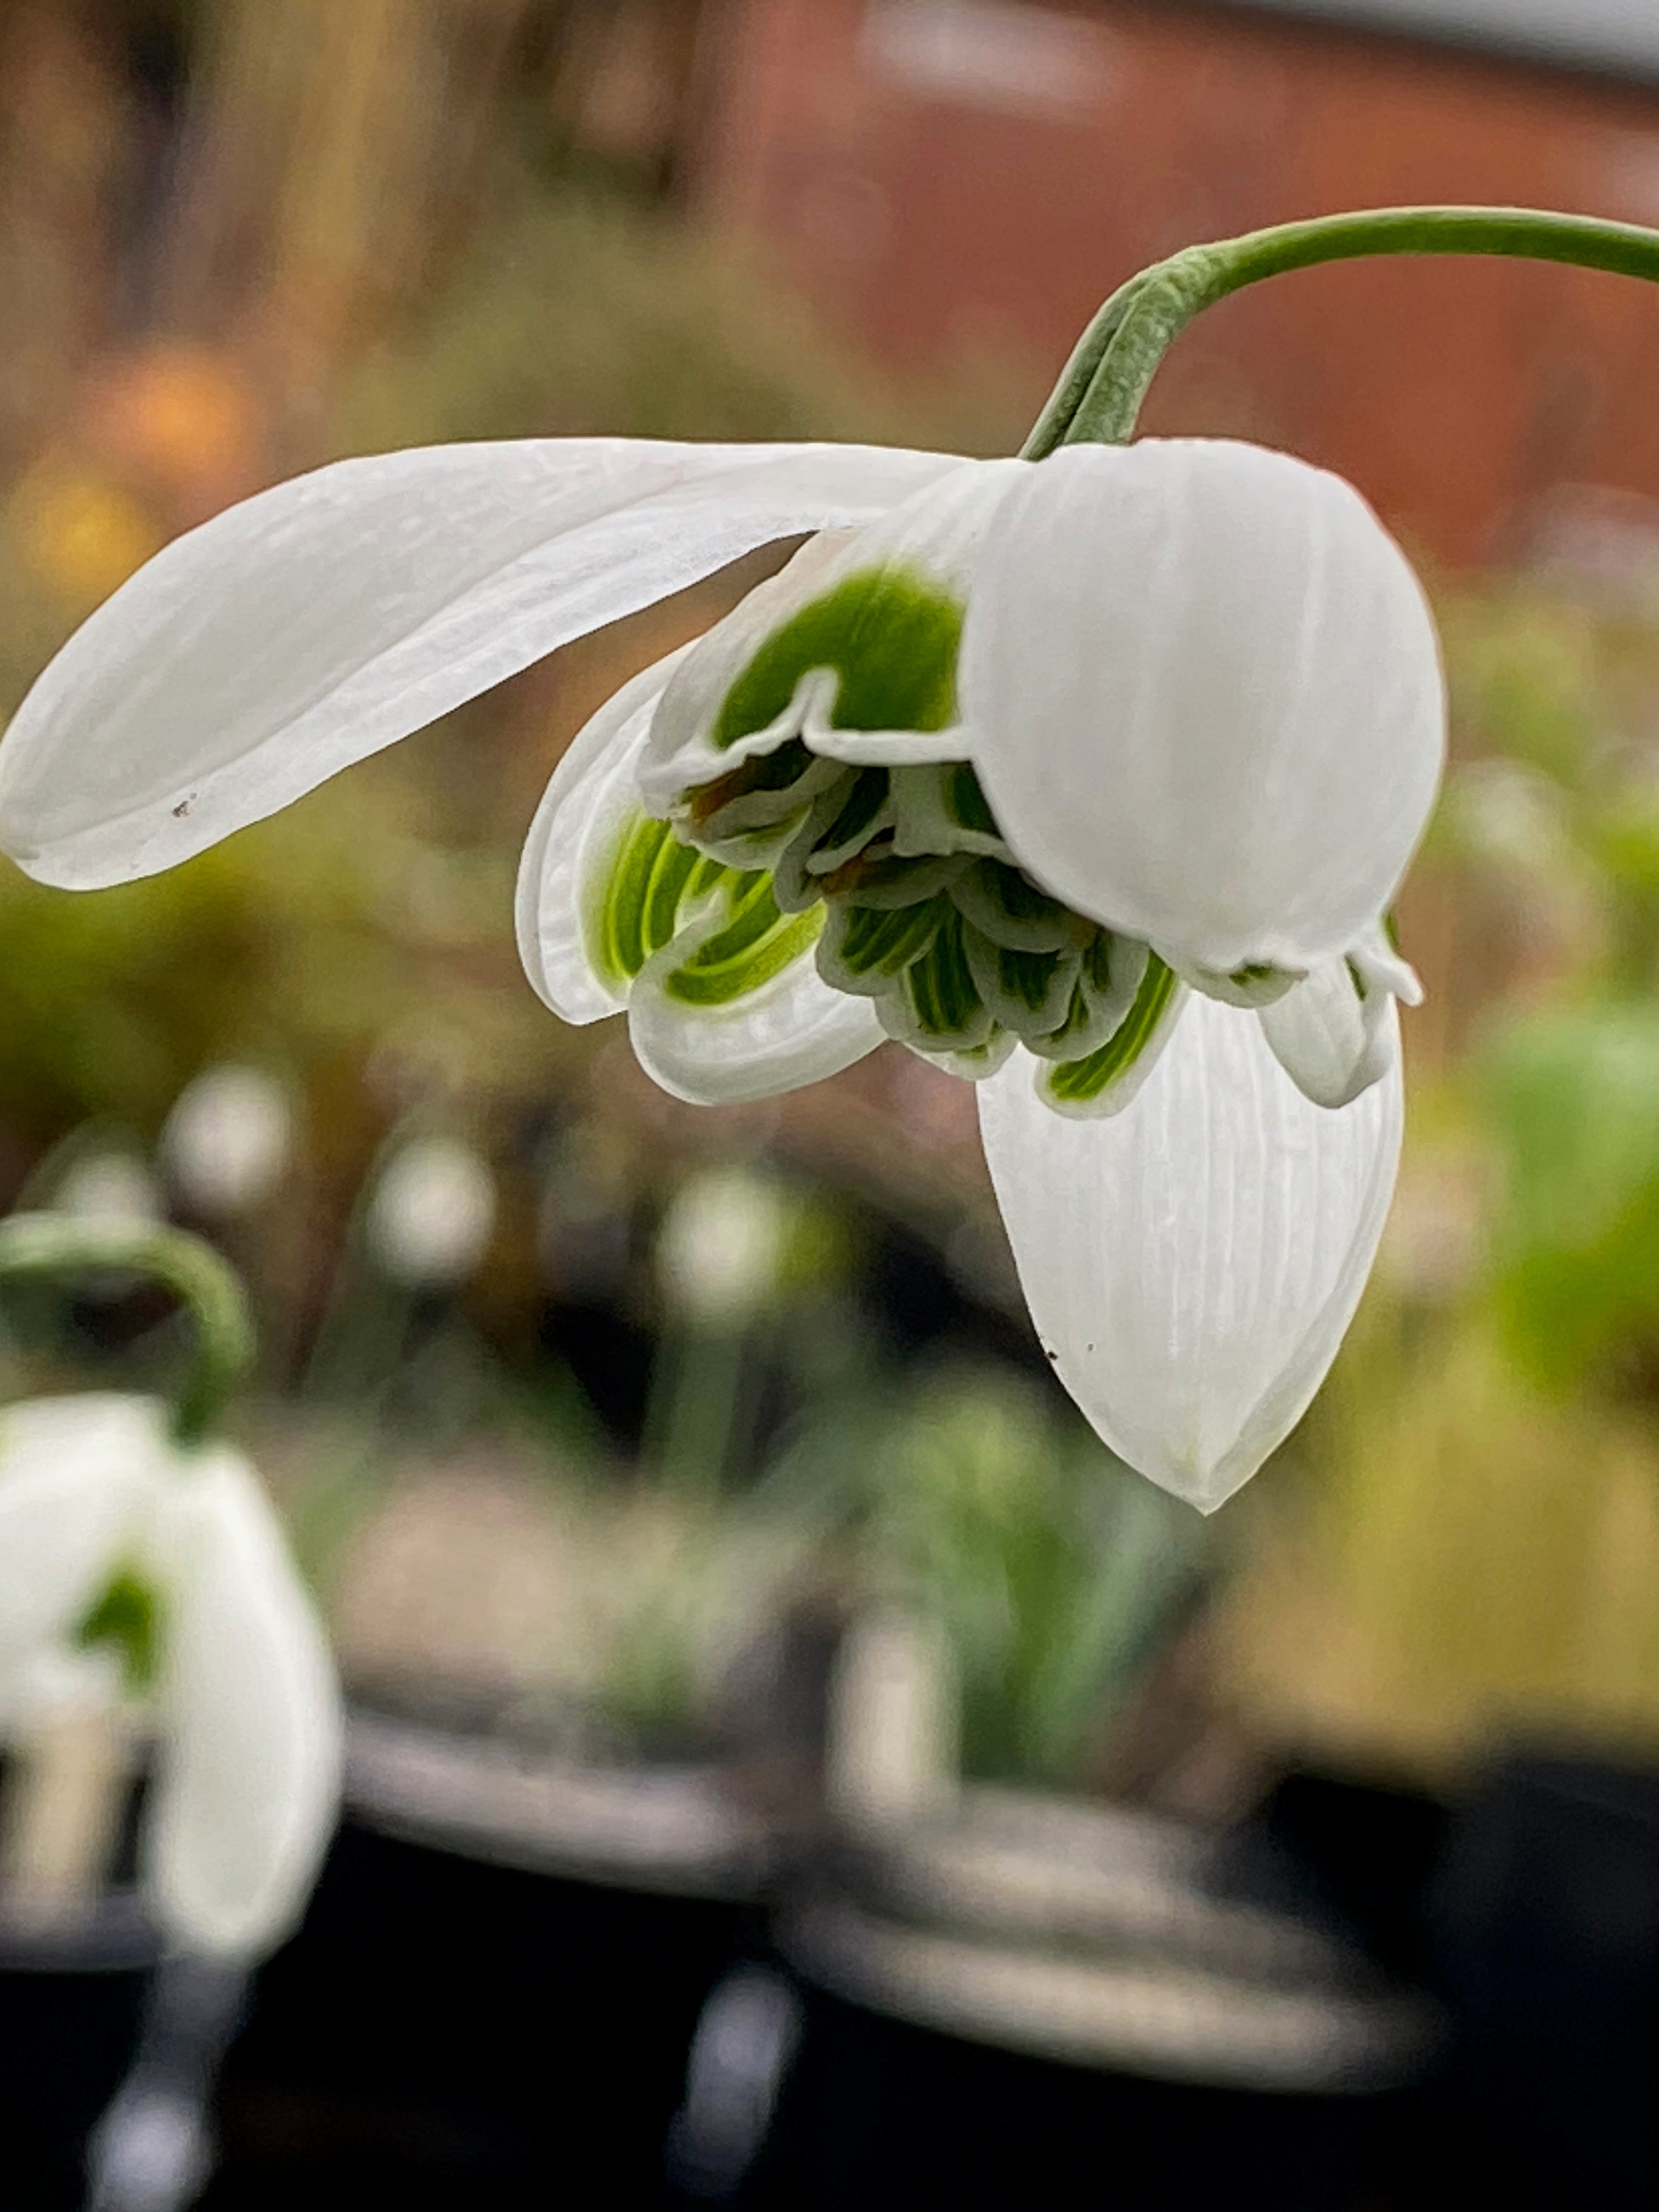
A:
689,0,1659,569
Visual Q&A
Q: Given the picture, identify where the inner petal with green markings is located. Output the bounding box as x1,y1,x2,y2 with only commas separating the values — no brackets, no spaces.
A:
609,537,1192,1114
532,454,1410,1121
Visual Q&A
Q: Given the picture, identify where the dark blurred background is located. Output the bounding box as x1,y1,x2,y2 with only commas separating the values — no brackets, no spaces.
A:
8,4,1659,2208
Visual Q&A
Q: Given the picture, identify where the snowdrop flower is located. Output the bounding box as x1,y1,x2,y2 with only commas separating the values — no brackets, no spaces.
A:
160,1063,293,1218
657,1166,791,1328
54,1149,161,1226
0,1392,341,1955
365,1134,496,1289
0,432,1443,1507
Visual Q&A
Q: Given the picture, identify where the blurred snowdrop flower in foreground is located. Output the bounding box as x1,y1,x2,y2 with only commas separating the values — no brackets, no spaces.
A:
0,1393,340,1955
54,1149,161,1227
0,430,1442,1508
365,1134,496,1290
657,1166,791,1328
160,1063,293,1219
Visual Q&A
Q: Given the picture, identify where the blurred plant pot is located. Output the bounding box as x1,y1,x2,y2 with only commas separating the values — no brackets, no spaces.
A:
199,1704,781,2209
1426,1747,1659,2210
744,1787,1440,2210
0,1890,159,2211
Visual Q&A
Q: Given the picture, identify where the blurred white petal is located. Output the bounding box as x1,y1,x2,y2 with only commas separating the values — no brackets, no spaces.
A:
0,1396,158,1674
964,439,1444,973
979,995,1403,1511
160,1064,292,1217
0,439,964,888
148,1449,342,1957
366,1136,496,1289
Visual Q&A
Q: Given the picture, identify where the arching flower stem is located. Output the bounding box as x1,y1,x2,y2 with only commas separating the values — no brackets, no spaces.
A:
1025,204,1659,458
0,1214,255,1449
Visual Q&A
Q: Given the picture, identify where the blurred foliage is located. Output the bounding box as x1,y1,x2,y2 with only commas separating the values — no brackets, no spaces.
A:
1227,582,1659,1776
861,1367,1203,1788
332,179,917,454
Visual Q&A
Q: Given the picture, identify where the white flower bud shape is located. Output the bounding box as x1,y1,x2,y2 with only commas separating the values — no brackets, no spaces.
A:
160,1064,293,1218
657,1166,791,1327
365,1136,496,1289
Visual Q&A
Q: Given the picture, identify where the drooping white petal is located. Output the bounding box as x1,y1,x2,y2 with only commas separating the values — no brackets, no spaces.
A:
0,1396,159,1674
146,1448,342,1956
627,909,884,1105
514,646,692,1022
1257,927,1420,1110
0,439,967,889
964,439,1446,973
1257,958,1392,1110
979,994,1403,1511
639,460,1022,815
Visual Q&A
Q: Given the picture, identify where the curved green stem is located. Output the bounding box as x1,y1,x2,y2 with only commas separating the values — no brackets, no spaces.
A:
1022,205,1659,458
0,1214,255,1448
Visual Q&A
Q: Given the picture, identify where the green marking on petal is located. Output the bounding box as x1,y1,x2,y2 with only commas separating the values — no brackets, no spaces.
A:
642,829,702,959
663,891,824,1006
898,907,993,1047
690,738,819,821
1045,952,1180,1107
713,568,962,751
592,812,677,984
951,859,1076,953
980,943,1078,1030
819,847,970,911
75,1565,164,1694
808,769,890,870
589,808,787,993
818,893,950,994
945,763,998,838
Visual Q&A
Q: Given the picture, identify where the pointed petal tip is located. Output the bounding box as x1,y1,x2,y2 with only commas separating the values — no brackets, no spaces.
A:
981,994,1402,1518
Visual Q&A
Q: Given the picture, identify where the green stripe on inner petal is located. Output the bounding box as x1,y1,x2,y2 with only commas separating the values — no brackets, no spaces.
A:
900,907,993,1048
944,763,998,837
1045,952,1180,1107
663,883,824,1005
817,892,950,994
713,568,963,749
593,812,677,984
642,828,702,955
590,807,807,1003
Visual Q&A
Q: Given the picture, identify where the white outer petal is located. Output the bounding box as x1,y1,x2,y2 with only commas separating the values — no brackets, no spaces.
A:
627,921,884,1105
963,439,1446,972
514,645,693,1022
978,994,1403,1512
0,439,966,888
0,1395,159,1673
146,1448,342,1957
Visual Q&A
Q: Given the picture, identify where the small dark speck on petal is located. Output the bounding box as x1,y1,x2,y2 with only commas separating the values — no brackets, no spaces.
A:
171,798,191,818
1043,1344,1058,1362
